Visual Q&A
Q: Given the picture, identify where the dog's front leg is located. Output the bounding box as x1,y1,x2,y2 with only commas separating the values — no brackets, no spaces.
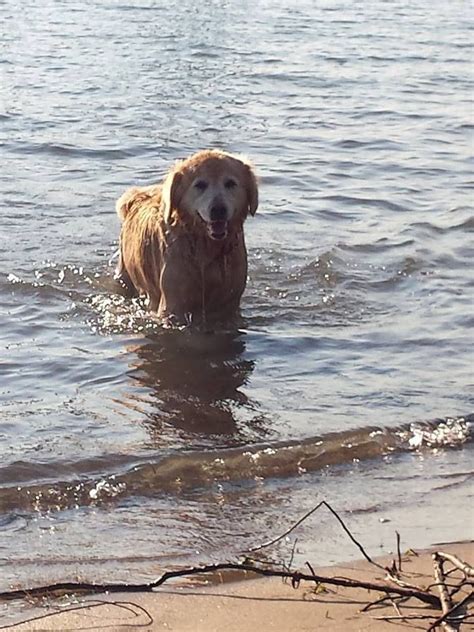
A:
158,260,196,327
114,248,139,297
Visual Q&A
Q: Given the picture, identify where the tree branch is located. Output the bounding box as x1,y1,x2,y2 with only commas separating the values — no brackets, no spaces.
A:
432,553,457,632
0,561,442,609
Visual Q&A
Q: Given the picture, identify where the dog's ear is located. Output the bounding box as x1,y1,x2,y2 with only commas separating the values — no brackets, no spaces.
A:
242,161,259,216
161,169,184,224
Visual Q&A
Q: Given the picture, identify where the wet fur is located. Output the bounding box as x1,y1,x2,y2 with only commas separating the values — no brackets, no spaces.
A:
115,150,258,324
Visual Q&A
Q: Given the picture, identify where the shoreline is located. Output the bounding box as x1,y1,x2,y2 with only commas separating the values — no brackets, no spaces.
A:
4,540,473,631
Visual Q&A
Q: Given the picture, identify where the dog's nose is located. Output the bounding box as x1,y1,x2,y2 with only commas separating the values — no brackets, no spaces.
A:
210,204,227,221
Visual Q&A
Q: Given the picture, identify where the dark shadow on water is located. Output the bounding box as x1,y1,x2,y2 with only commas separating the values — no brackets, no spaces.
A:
123,326,269,441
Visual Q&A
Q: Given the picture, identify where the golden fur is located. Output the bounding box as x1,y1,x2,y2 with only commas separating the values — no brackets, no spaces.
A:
115,150,258,325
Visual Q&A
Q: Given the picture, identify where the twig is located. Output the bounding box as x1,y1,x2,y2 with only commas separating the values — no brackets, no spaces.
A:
247,500,385,571
0,599,153,631
0,561,442,609
360,594,394,613
246,501,325,553
390,597,402,617
286,537,298,572
387,573,430,593
396,531,402,573
371,613,435,621
436,552,474,578
449,580,471,601
305,561,325,592
432,553,457,632
426,591,474,632
305,561,317,578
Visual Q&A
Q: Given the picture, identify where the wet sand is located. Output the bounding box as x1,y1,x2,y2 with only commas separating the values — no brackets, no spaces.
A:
6,541,473,631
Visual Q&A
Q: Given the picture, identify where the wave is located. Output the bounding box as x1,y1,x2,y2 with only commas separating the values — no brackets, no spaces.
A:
1,414,471,515
5,141,153,160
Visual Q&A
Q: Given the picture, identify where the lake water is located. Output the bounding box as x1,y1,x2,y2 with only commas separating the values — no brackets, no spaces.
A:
1,0,473,618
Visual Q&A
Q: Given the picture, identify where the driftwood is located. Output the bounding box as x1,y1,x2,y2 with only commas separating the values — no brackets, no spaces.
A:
432,552,457,632
1,501,472,631
426,592,474,632
434,552,474,578
0,562,443,607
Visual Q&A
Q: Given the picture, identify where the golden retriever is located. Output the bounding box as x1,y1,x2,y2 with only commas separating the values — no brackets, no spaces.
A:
115,150,258,325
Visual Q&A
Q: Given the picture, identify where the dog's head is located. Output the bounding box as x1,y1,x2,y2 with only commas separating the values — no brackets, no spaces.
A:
161,150,258,240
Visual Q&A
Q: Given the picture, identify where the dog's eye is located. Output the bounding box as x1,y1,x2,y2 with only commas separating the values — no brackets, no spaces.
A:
224,178,237,189
194,180,208,192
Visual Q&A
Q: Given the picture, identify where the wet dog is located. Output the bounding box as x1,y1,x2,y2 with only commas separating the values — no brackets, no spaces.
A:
115,150,258,325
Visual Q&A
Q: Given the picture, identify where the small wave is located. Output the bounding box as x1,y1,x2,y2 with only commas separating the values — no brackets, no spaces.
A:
1,415,471,515
397,418,472,450
410,216,474,235
338,238,415,255
6,141,153,160
246,246,414,327
334,138,405,151
320,194,408,214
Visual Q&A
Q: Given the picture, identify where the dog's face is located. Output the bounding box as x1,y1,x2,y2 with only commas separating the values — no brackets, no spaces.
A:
162,150,258,241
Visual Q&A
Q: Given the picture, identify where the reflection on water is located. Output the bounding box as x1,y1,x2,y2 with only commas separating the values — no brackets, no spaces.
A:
124,329,261,439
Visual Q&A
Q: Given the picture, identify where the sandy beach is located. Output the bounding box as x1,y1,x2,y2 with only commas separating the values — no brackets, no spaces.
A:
5,541,472,631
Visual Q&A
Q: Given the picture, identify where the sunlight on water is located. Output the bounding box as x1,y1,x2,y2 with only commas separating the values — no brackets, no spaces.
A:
402,417,472,450
87,478,127,501
0,0,472,603
7,262,99,289
85,293,160,335
6,416,471,517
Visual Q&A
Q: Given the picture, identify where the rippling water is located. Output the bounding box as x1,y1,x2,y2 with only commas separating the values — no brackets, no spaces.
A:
1,0,473,616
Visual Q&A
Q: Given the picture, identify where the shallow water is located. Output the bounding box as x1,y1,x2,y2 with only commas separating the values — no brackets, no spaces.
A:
0,0,473,614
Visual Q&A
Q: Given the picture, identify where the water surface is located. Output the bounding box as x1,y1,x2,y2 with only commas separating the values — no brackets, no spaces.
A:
0,0,473,619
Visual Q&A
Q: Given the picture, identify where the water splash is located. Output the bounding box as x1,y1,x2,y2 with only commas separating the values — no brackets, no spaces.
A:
84,293,161,335
400,416,472,450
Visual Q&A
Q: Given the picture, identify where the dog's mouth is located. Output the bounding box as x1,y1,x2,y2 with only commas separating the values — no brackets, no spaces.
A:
207,220,228,241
